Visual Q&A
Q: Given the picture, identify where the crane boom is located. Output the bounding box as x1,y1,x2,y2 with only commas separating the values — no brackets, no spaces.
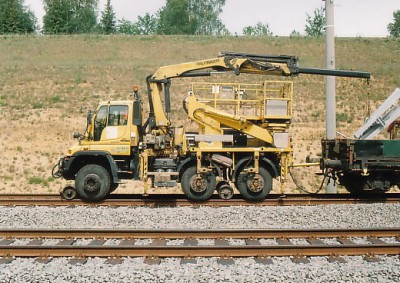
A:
145,51,370,132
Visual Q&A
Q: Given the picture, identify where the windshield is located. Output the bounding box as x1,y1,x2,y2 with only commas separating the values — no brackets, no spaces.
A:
94,105,108,141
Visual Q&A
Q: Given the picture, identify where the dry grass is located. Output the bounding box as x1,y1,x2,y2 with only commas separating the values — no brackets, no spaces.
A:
0,35,399,194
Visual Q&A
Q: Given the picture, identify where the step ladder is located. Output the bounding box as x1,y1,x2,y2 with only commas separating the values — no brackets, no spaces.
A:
353,88,400,140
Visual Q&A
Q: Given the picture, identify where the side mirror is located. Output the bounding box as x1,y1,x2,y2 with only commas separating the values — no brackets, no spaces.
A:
72,131,81,139
87,110,92,125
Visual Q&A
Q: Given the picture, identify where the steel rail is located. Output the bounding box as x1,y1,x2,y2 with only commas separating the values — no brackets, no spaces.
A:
0,244,398,258
0,193,398,206
0,228,398,239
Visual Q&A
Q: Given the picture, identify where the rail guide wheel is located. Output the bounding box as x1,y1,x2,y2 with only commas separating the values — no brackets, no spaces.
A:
216,182,234,200
61,185,77,200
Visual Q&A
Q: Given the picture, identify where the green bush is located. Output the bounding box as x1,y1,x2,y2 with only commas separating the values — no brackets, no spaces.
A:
32,101,44,109
50,95,62,103
28,176,54,186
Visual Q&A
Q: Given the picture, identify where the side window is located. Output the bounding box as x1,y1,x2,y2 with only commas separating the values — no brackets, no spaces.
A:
94,106,108,141
108,106,128,126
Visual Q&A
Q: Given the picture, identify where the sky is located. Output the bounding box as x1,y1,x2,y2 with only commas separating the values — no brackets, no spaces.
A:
24,0,399,37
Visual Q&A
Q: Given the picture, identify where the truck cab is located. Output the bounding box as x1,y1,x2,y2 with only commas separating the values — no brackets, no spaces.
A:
56,94,143,201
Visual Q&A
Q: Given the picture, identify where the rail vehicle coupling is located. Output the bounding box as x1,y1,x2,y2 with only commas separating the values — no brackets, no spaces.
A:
52,158,65,179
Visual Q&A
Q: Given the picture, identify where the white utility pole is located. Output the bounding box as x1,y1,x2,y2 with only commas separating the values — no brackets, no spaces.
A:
325,0,337,193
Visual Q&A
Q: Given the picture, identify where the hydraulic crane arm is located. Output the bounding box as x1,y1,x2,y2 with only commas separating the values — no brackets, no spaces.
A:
145,51,371,132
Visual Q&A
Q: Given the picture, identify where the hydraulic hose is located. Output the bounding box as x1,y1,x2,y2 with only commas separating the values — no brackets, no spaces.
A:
289,169,328,195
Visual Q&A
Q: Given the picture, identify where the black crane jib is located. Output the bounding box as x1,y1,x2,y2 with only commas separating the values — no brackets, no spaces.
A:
219,51,371,79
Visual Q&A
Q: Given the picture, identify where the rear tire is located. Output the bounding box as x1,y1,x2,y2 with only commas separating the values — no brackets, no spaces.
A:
75,164,110,202
235,167,272,201
181,167,216,201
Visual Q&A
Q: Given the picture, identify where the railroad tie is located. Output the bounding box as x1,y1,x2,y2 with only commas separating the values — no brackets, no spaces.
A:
367,237,387,245
245,239,261,246
0,256,13,264
217,256,235,265
255,256,273,265
144,256,161,265
306,238,325,245
57,239,76,246
327,255,346,263
180,256,197,264
364,254,381,262
27,239,43,246
183,238,198,246
276,238,292,245
151,238,166,246
35,256,52,264
0,239,15,245
88,239,106,246
105,257,123,265
290,255,310,264
337,238,356,245
215,238,230,246
68,257,88,265
119,239,136,246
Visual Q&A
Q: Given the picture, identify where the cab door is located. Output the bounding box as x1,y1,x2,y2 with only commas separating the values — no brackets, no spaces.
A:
90,105,131,156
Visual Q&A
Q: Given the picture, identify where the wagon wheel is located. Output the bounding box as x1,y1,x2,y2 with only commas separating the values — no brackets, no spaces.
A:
338,174,364,194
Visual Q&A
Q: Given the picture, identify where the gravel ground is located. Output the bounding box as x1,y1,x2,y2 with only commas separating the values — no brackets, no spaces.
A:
0,203,398,229
0,203,398,282
0,256,399,283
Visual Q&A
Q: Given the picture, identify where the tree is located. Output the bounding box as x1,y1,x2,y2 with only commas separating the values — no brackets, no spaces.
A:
189,0,226,35
388,10,400,37
43,0,98,34
135,13,157,35
99,0,116,34
242,22,272,36
69,0,98,33
0,0,37,33
42,0,71,34
157,0,226,35
305,6,325,37
289,30,301,37
117,18,139,34
157,0,194,34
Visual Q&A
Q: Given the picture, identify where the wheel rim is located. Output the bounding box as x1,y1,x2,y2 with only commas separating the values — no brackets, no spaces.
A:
83,174,101,193
235,166,272,201
246,173,264,193
189,175,207,193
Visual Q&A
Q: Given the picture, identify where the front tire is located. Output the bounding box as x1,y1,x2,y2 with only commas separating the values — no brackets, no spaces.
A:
181,167,216,201
75,164,110,202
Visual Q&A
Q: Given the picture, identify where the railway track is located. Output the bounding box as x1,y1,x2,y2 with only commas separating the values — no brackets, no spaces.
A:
0,193,399,207
0,228,398,263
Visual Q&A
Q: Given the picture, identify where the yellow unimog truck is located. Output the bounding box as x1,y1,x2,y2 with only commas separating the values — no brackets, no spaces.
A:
52,52,369,202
